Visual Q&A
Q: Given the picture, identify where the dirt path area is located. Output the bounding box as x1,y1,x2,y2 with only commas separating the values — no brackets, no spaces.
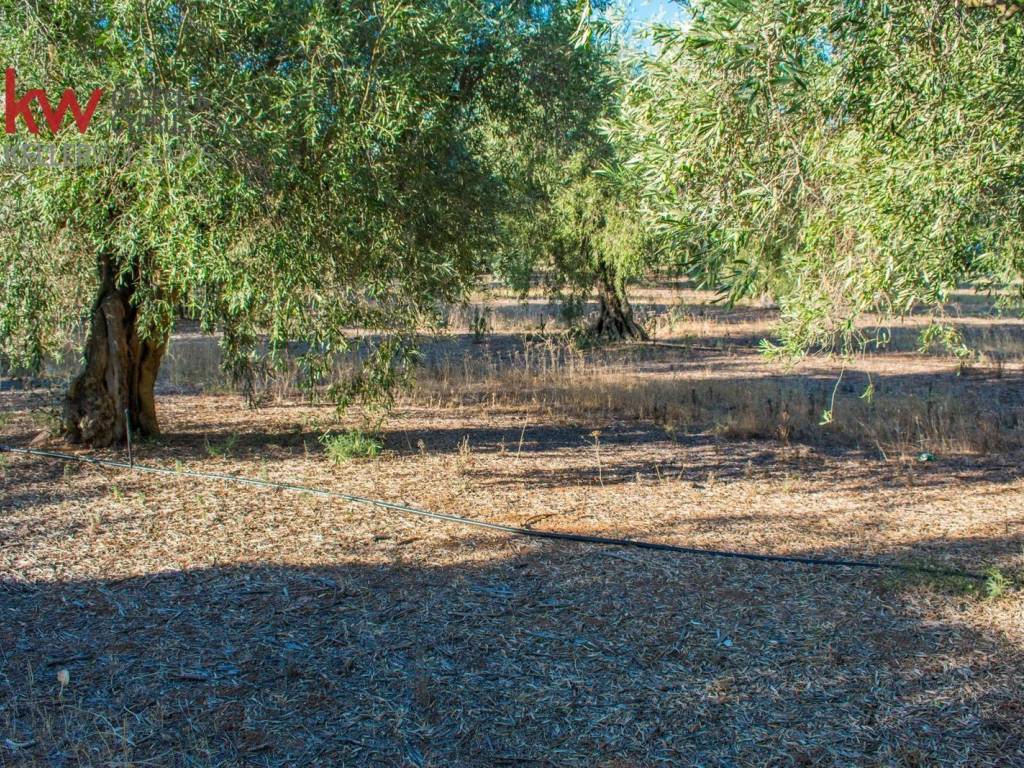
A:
2,395,1023,766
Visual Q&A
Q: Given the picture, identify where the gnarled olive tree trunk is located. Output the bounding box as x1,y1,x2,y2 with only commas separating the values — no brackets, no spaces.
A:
592,264,648,341
63,255,166,447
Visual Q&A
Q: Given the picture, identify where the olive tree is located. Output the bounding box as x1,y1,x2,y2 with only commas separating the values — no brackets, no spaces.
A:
0,0,597,445
496,150,653,338
489,6,656,339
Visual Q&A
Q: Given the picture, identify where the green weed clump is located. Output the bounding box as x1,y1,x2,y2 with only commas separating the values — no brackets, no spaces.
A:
887,563,1016,600
320,430,383,463
982,567,1012,600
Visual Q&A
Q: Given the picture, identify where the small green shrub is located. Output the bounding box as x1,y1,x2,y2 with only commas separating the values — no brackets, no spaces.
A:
983,567,1011,600
320,429,383,463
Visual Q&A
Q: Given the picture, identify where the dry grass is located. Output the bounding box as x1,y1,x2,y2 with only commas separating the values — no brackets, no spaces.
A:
407,282,1024,456
406,339,1023,457
34,282,1024,455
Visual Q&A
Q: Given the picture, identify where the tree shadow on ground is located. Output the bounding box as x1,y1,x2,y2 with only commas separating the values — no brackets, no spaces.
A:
0,452,115,514
2,532,1022,768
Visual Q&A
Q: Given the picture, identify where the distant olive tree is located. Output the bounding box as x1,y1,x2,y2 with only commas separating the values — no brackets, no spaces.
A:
505,152,653,339
490,7,656,339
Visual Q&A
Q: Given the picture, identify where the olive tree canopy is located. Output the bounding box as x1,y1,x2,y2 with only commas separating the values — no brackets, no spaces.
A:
613,0,1024,355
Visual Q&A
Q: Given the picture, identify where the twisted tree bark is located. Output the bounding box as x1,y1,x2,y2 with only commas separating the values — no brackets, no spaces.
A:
63,255,165,447
591,266,649,341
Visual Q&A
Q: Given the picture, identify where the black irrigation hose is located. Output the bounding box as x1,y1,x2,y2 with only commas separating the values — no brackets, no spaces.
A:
1,443,987,582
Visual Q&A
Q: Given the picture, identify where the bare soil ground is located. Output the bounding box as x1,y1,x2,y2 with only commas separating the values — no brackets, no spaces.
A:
2,287,1024,766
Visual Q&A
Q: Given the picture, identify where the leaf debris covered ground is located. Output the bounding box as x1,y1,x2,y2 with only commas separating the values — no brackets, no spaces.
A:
1,391,1023,766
